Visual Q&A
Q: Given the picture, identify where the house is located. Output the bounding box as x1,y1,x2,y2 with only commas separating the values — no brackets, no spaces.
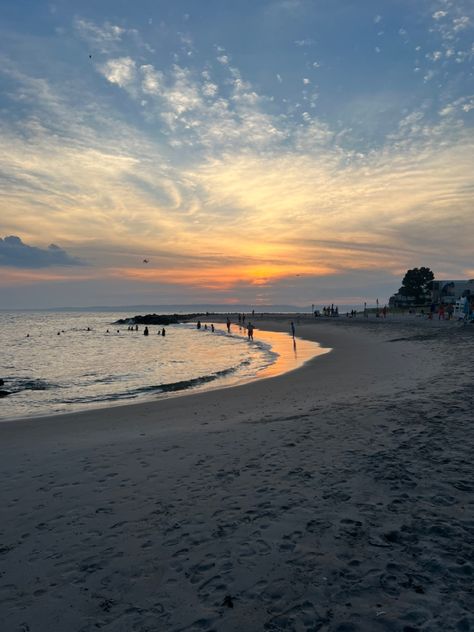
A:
430,279,474,304
388,293,417,308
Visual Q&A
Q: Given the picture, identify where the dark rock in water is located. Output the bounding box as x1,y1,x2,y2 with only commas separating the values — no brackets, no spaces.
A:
0,390,10,398
114,313,203,326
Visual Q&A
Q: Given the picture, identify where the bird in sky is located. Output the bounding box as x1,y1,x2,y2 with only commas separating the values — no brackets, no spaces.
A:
143,258,150,263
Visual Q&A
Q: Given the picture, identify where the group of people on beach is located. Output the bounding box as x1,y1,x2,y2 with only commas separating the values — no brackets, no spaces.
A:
321,305,339,317
106,317,259,340
430,302,454,320
195,316,262,341
429,298,473,322
196,317,256,340
430,302,455,320
234,316,256,340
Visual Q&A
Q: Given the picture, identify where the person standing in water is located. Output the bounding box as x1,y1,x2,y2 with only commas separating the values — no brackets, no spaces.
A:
143,326,149,336
247,322,254,340
290,321,296,338
226,318,231,333
161,328,166,336
197,320,201,329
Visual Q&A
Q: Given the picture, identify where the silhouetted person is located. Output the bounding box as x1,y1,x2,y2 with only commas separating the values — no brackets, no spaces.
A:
162,328,166,336
144,326,149,336
211,324,215,332
197,320,201,329
290,321,296,338
226,318,231,333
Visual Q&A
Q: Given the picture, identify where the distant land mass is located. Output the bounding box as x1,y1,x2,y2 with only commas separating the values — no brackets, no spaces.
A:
0,304,322,313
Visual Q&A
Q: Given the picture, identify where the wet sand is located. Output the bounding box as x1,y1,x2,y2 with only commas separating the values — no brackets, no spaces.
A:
0,316,473,631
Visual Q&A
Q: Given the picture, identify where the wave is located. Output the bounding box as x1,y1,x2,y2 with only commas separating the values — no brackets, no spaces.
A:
141,365,238,393
2,377,55,392
56,363,250,406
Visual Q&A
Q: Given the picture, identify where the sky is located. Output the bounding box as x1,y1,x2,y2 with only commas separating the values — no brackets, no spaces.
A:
0,0,473,308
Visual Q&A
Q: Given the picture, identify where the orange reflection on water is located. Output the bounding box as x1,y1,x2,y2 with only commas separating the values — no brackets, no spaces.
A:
254,328,331,380
211,323,331,384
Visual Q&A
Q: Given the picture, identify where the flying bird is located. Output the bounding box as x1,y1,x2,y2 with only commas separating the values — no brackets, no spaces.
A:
143,259,150,264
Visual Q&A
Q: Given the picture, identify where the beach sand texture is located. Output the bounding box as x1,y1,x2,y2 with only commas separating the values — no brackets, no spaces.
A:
1,317,473,631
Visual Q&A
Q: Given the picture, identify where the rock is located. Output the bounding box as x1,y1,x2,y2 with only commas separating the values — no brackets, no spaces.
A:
0,390,10,398
114,313,203,326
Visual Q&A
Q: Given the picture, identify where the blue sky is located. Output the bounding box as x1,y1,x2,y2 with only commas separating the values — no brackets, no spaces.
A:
0,0,473,307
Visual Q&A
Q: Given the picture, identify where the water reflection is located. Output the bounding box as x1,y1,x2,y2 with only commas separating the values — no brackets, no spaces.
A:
218,324,331,382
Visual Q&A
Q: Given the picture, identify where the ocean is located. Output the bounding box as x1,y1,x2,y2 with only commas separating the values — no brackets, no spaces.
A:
0,311,324,421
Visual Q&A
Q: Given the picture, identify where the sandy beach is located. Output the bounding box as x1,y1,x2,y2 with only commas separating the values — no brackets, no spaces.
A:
1,316,473,631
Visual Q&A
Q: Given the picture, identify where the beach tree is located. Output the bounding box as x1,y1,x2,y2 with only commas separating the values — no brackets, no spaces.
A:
399,267,434,304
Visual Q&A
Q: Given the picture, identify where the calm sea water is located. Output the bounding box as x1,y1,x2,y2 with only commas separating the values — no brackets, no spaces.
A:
0,311,279,420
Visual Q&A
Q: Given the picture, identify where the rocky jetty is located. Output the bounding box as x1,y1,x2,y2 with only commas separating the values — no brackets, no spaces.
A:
114,313,203,326
0,380,10,397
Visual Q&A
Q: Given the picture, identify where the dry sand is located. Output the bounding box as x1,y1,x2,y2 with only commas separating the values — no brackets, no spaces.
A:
1,316,473,631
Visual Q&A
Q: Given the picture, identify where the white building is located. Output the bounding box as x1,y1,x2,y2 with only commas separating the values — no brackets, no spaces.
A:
431,279,474,304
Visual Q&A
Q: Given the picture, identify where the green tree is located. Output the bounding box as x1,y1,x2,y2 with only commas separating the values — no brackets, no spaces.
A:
399,267,434,304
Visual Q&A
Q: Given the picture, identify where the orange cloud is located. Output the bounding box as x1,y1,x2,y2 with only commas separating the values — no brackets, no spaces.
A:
108,261,336,290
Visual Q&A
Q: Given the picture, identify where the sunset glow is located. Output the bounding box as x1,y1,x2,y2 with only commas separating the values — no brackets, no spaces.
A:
1,1,473,307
